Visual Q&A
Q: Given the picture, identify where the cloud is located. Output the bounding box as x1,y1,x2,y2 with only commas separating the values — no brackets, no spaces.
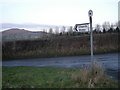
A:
0,0,28,2
0,0,118,26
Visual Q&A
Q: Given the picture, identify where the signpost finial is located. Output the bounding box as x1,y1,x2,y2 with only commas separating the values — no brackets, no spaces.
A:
88,10,93,17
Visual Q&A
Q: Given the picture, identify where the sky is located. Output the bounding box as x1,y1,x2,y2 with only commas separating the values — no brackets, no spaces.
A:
0,0,119,28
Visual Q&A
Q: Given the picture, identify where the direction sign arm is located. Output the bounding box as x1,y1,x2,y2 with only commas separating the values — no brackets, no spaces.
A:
74,24,78,31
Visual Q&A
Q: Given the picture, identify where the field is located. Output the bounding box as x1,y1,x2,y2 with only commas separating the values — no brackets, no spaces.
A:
2,63,119,88
2,33,119,60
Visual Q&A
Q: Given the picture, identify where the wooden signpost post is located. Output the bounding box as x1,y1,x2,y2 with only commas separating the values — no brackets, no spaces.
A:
88,10,94,61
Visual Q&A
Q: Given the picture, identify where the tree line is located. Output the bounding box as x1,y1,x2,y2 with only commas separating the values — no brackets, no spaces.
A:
47,21,120,36
93,21,120,34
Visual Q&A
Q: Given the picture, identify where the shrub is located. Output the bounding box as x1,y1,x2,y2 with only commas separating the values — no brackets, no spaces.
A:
71,61,115,88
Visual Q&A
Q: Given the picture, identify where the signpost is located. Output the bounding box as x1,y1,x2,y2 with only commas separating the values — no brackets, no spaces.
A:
74,23,89,32
74,10,94,61
88,10,93,61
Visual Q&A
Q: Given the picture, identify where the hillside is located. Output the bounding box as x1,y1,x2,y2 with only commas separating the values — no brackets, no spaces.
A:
2,28,30,35
2,28,48,41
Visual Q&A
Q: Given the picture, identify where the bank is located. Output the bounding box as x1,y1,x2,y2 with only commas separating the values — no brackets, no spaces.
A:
2,66,119,88
2,33,119,60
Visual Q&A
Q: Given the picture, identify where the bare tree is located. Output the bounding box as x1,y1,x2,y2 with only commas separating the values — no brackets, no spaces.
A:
61,26,66,34
67,26,73,35
41,29,47,39
55,27,59,34
42,28,46,33
115,22,118,28
110,23,114,29
102,22,110,31
95,24,101,33
49,28,53,34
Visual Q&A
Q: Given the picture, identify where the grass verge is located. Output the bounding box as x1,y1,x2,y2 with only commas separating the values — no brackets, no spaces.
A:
2,63,119,88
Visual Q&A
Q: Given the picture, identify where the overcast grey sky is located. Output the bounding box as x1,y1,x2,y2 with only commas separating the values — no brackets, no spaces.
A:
0,0,119,27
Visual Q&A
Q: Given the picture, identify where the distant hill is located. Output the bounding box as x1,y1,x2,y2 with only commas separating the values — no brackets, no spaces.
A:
2,28,30,35
2,28,49,41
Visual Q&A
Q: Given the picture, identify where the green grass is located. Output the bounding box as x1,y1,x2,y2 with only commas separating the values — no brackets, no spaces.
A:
2,65,119,88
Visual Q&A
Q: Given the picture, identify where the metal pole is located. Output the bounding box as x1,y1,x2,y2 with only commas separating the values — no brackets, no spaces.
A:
89,16,93,60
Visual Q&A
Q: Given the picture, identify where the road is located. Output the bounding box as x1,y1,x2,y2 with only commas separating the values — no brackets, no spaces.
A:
2,53,119,81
